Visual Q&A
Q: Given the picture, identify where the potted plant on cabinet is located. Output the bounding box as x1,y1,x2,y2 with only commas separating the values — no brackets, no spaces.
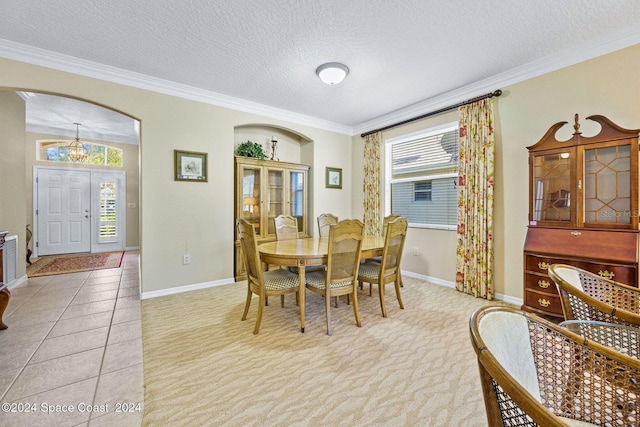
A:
235,140,266,160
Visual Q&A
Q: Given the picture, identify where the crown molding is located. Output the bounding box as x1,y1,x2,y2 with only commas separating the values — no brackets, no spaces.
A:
2,27,640,139
0,38,354,136
353,27,640,137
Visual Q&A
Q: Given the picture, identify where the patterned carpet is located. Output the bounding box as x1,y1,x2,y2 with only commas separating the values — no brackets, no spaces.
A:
141,277,512,426
26,251,124,277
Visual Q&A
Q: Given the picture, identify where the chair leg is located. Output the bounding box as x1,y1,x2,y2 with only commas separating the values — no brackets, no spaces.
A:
265,296,269,306
241,288,252,321
351,290,361,327
378,282,387,318
334,296,338,308
394,277,404,309
325,292,332,336
254,293,265,334
281,294,285,308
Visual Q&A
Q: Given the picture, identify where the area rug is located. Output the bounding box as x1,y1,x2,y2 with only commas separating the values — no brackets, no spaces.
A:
26,251,124,277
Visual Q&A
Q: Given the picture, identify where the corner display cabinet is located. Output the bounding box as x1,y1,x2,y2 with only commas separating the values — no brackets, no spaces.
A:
234,156,310,281
523,114,640,317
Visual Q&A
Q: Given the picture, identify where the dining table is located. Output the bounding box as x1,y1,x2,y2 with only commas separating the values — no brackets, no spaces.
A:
258,235,386,332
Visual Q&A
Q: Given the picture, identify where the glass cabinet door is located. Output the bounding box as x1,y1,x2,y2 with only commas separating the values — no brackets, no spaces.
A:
582,143,631,226
532,151,572,224
265,168,284,236
289,170,306,233
240,166,262,235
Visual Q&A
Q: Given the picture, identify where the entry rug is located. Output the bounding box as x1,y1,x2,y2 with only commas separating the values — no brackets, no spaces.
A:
26,251,124,277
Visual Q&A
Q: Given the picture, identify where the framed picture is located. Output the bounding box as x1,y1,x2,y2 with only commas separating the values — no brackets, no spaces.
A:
325,167,342,189
174,150,208,182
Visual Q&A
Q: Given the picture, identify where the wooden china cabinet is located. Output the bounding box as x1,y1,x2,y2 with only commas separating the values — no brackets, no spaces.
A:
523,114,640,318
234,156,310,281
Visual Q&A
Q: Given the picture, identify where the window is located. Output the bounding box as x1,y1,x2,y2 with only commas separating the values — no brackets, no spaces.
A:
38,140,123,167
99,181,118,242
385,122,459,229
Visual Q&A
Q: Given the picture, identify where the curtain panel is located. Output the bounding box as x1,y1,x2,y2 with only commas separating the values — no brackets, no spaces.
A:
363,132,381,236
455,99,495,299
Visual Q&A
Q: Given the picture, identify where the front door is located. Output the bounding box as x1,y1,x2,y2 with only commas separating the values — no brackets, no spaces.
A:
36,168,91,255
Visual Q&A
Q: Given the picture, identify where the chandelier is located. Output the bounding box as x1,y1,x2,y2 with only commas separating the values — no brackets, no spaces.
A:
68,122,88,162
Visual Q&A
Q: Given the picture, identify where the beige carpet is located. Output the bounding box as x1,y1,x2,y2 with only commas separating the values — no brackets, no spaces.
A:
141,277,512,426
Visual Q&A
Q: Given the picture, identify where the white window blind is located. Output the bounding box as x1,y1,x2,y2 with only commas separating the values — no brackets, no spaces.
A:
99,181,118,242
385,123,459,228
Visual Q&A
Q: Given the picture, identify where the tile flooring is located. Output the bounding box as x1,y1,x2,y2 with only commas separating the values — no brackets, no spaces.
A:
0,251,143,426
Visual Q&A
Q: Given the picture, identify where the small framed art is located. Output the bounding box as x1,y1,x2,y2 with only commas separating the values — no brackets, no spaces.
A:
325,167,342,189
174,150,208,182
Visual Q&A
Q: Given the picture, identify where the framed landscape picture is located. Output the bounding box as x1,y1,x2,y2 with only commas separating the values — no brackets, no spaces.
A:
174,150,208,182
325,167,342,189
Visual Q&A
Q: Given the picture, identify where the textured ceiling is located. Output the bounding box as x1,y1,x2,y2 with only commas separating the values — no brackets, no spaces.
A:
2,0,640,142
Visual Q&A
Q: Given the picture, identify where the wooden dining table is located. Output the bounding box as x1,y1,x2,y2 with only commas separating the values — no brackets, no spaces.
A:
258,235,386,332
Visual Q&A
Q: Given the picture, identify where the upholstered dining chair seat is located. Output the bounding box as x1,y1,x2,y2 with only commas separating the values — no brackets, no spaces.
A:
306,271,353,290
262,268,302,291
357,261,394,282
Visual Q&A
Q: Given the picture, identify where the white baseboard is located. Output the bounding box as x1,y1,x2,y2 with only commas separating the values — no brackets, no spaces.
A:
139,270,525,308
141,277,236,300
401,270,523,307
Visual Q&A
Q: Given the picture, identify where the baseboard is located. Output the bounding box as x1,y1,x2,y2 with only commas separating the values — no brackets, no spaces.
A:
139,270,525,307
401,270,523,307
141,277,236,300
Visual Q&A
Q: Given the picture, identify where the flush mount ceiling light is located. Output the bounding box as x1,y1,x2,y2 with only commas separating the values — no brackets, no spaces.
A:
316,62,349,85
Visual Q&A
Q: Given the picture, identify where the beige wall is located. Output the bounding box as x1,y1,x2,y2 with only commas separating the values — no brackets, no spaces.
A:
25,132,140,249
3,43,640,298
351,44,640,301
0,58,354,294
0,92,27,280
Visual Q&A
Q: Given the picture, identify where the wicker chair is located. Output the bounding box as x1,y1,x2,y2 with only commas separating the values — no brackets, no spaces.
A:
357,216,407,317
236,218,299,334
548,263,640,327
305,219,364,335
365,214,405,287
317,213,338,237
559,319,640,359
470,305,640,427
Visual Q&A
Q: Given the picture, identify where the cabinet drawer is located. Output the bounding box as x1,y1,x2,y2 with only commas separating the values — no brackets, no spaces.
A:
524,255,556,274
569,261,636,286
524,289,563,316
525,273,557,293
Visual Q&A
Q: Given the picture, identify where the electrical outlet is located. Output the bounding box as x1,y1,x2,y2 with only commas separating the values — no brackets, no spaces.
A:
413,247,419,256
183,253,191,265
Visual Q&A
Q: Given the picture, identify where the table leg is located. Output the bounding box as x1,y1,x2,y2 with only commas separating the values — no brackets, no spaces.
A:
298,259,306,333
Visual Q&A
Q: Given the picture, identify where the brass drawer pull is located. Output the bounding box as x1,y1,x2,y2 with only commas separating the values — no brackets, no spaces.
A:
538,298,551,308
538,262,549,270
537,280,550,289
570,231,582,236
599,270,615,279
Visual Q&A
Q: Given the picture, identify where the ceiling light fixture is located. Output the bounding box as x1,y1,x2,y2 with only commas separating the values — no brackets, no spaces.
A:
316,62,349,85
68,122,88,162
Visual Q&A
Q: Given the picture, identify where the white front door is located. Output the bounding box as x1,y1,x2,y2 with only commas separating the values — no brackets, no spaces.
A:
36,168,91,255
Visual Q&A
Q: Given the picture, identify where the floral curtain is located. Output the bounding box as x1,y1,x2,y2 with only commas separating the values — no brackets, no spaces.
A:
363,132,381,236
455,98,495,299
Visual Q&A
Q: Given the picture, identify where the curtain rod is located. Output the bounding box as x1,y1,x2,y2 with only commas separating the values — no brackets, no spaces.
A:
360,89,502,138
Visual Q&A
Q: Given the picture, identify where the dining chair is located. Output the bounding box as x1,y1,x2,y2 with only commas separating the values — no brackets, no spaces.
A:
236,218,300,334
274,214,299,241
317,213,338,237
305,219,364,335
548,263,640,327
357,216,407,317
364,214,405,287
470,305,640,427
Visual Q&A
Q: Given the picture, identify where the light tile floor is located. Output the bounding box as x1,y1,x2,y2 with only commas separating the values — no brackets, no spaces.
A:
0,251,143,427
